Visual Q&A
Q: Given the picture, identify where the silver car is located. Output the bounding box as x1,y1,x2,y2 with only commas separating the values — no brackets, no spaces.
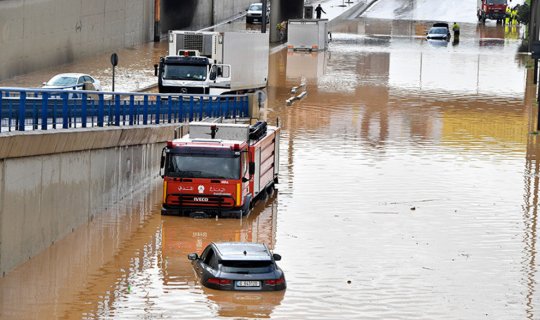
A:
246,3,269,24
43,73,102,91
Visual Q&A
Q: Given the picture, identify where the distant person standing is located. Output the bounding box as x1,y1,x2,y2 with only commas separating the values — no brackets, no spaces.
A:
315,4,326,19
452,22,460,38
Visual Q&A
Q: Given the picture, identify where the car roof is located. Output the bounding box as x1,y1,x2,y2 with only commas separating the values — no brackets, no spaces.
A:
432,23,449,28
213,242,272,261
51,73,89,78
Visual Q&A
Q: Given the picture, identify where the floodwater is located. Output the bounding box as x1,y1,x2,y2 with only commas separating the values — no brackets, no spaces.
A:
1,1,539,320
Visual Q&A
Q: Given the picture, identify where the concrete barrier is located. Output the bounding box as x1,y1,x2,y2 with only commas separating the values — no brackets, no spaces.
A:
0,124,179,276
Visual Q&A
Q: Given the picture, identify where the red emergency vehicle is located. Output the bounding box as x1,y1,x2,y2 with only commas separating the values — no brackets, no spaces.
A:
160,121,280,218
477,0,507,23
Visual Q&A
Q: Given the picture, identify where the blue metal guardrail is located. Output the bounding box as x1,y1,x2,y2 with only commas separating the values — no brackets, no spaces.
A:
0,87,249,132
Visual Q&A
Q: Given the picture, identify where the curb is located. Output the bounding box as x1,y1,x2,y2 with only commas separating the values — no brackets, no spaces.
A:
329,0,379,26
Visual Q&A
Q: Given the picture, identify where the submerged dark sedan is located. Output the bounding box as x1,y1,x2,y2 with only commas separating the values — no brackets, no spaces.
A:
427,23,451,41
188,242,286,291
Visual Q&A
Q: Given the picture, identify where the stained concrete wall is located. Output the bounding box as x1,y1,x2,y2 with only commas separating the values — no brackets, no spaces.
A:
160,0,256,32
0,124,179,276
0,0,154,81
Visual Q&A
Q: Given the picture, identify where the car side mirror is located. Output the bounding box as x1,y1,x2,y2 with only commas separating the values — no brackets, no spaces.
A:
188,253,199,261
273,253,281,261
42,81,47,85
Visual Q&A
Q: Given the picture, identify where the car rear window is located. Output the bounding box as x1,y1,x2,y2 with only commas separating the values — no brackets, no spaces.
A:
221,260,274,274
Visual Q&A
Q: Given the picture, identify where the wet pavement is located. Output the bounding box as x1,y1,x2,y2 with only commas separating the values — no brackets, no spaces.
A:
1,0,539,319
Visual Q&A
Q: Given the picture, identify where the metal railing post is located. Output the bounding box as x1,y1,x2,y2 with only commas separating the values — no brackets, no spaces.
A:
0,90,3,133
62,92,69,129
98,94,104,127
168,96,173,123
179,97,184,122
189,96,194,122
114,94,121,126
81,93,87,128
199,97,204,121
129,95,135,125
18,91,26,131
143,95,149,125
156,97,161,124
41,92,48,130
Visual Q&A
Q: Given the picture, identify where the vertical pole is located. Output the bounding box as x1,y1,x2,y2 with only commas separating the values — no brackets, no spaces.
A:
41,92,48,130
143,95,149,124
129,95,135,125
115,94,121,126
168,97,172,123
189,96,194,122
112,66,115,92
0,91,3,133
98,94,104,127
156,97,161,124
82,93,87,128
62,92,68,129
18,91,26,131
262,0,268,33
199,98,204,121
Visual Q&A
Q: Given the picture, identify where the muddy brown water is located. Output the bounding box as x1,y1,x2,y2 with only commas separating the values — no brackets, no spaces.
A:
1,16,539,320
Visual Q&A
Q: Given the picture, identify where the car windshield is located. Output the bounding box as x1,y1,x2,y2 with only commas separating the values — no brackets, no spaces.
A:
429,28,448,35
163,64,207,81
249,4,262,11
221,260,274,274
47,76,78,86
166,154,240,179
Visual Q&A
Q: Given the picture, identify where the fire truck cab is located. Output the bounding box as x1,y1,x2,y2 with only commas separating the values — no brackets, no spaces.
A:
477,0,507,23
160,121,280,218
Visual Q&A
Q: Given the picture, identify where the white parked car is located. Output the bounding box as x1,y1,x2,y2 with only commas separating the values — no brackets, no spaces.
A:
246,3,270,24
42,73,102,93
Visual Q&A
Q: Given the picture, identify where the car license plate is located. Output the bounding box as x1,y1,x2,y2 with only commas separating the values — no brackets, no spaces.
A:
236,281,260,287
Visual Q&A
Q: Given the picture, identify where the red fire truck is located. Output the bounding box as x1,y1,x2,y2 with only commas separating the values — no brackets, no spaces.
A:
477,0,507,23
160,121,280,218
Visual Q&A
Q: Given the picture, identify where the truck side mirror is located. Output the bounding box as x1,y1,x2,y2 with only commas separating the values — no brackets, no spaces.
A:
154,64,158,77
249,162,255,175
160,147,166,177
209,68,217,80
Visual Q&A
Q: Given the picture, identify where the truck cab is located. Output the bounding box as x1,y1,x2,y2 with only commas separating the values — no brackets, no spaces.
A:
156,30,269,96
156,53,231,95
477,0,507,23
160,122,280,218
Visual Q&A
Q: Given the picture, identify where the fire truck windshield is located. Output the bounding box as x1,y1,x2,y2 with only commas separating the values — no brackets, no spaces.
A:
486,0,505,4
166,154,240,179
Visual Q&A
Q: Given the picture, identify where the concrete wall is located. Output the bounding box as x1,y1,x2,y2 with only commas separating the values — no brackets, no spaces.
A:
0,0,154,81
160,0,255,32
0,124,179,276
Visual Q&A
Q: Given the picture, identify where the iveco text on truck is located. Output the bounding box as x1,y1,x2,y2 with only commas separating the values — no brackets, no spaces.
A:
155,31,269,95
160,121,280,218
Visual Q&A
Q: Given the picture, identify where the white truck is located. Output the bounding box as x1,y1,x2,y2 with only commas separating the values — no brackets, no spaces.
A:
156,31,269,95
